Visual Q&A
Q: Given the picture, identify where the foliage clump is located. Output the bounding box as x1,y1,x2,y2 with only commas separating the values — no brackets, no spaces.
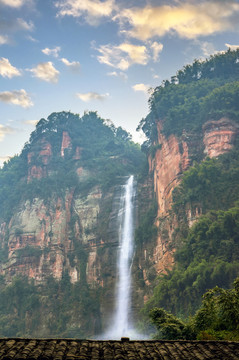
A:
0,111,145,221
149,278,239,340
0,274,101,338
138,49,239,152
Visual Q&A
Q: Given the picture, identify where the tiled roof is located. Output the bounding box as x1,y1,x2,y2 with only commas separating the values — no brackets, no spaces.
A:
0,338,239,359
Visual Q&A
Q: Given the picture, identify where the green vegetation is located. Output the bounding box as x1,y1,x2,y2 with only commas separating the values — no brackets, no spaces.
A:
173,143,239,214
144,144,239,317
141,49,239,336
0,110,145,338
138,49,239,150
0,275,101,337
149,278,239,340
0,111,145,221
16,246,42,258
145,205,239,316
135,200,158,245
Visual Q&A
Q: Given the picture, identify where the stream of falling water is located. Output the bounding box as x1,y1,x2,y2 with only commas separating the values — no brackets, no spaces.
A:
112,175,135,338
102,175,144,339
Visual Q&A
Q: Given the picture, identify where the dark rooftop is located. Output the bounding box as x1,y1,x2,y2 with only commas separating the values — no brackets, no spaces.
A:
0,338,239,359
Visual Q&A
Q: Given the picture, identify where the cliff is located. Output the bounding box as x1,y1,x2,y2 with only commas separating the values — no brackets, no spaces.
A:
140,117,239,279
135,50,239,319
0,111,145,337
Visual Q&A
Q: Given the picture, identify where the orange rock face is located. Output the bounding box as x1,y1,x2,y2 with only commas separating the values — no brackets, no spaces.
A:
61,131,72,157
203,118,238,158
39,141,52,165
27,140,52,182
152,121,190,217
3,190,78,283
141,122,191,280
148,117,238,278
73,146,81,160
27,165,46,182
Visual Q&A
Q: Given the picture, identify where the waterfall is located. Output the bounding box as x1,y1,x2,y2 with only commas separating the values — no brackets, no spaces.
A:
102,175,137,339
113,175,135,337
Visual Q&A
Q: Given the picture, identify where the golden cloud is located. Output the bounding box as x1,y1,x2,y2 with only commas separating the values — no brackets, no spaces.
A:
0,89,33,108
116,2,239,40
96,42,149,70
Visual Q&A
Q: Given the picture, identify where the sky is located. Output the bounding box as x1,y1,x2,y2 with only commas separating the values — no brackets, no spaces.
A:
0,0,239,166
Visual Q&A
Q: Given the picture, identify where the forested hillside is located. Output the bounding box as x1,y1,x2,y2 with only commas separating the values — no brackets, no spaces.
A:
137,49,239,339
0,111,145,337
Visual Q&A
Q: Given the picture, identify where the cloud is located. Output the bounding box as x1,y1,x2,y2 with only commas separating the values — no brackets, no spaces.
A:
16,18,34,31
132,83,149,94
116,1,239,40
0,0,30,7
0,57,21,78
225,43,239,50
0,35,9,45
107,71,128,80
198,41,217,57
0,89,33,108
107,71,118,76
0,17,33,34
76,91,109,102
150,42,163,61
96,42,149,70
0,124,15,141
0,156,11,165
23,119,38,125
29,62,59,83
42,46,61,57
55,0,115,25
26,35,38,42
61,58,81,72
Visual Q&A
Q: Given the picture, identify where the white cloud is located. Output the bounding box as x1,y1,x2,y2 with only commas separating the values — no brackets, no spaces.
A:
132,83,150,94
199,41,217,57
107,71,128,80
96,42,149,70
0,89,33,108
0,156,11,165
23,119,38,125
42,46,61,58
0,0,29,7
61,58,80,72
26,35,38,42
116,1,239,40
225,43,239,50
150,42,163,62
0,17,33,32
55,0,115,25
16,18,34,31
29,62,59,83
0,35,9,45
0,57,21,78
0,124,14,141
76,91,109,102
107,71,117,77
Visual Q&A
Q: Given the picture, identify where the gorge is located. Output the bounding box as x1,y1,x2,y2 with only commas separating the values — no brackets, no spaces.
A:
0,49,239,339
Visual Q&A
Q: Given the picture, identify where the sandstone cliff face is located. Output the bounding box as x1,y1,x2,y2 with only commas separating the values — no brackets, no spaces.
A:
27,140,52,182
203,118,239,158
3,192,75,283
61,131,72,157
143,117,238,282
0,131,117,293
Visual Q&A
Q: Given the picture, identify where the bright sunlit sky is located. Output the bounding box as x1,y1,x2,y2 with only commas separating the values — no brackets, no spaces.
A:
0,0,239,166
